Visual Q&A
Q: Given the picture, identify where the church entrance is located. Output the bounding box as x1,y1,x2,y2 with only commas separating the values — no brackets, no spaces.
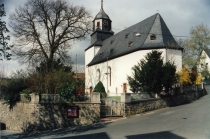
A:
123,83,127,93
90,86,93,95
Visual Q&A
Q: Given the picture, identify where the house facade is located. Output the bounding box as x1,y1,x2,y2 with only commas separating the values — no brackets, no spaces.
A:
85,1,183,96
197,49,210,78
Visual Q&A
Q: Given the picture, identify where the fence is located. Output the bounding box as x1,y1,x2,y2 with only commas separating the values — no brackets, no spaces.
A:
170,84,203,95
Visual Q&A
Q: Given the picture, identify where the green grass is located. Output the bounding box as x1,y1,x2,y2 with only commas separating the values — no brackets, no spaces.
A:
107,96,121,101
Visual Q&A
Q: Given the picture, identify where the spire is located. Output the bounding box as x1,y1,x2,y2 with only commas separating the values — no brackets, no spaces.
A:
94,0,110,20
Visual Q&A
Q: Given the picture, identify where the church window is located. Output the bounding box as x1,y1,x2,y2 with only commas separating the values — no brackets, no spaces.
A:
97,22,100,28
150,34,156,40
128,42,133,47
97,69,100,82
108,66,111,86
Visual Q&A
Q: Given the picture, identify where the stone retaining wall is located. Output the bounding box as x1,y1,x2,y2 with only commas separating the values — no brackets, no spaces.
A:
0,102,100,131
124,89,207,117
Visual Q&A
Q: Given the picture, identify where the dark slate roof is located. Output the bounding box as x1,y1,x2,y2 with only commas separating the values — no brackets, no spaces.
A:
203,49,210,58
94,4,110,20
87,13,183,66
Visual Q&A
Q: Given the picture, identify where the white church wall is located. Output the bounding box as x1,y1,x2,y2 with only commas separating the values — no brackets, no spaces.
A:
85,47,95,68
166,49,182,71
85,48,182,96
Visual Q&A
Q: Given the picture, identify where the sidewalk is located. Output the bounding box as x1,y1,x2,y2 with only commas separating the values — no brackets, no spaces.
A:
0,130,23,139
100,116,126,122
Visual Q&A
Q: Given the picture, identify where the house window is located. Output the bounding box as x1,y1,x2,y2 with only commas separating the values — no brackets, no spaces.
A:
150,34,156,40
97,22,100,28
128,42,133,47
108,66,111,86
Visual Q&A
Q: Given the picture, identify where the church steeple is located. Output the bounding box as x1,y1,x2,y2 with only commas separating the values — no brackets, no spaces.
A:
90,0,114,45
94,0,110,21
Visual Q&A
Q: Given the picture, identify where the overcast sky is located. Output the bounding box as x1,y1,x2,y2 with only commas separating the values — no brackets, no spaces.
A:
1,0,210,75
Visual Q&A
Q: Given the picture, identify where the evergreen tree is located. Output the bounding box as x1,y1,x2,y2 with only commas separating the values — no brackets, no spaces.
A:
0,4,12,60
162,62,177,93
93,81,107,98
127,50,164,96
127,50,177,97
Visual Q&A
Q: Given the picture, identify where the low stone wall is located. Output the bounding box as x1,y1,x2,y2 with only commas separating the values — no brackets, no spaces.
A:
0,101,100,131
124,89,207,117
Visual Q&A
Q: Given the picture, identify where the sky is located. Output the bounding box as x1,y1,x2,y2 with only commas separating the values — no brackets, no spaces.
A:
1,0,210,75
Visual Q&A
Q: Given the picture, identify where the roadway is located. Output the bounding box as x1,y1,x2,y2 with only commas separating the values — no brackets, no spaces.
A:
1,85,210,139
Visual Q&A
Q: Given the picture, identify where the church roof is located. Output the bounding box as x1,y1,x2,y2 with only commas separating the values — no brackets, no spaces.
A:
87,13,183,66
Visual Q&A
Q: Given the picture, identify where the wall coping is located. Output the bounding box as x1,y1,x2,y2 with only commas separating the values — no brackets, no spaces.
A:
37,102,101,104
125,89,205,104
125,98,159,104
73,102,101,104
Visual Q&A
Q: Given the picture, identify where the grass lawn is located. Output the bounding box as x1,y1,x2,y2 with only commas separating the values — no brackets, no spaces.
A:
107,96,121,101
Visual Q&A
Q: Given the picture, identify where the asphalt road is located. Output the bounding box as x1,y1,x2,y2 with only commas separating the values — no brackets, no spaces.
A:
1,85,210,139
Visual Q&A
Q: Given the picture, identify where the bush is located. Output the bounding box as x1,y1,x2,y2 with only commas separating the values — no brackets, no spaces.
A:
57,81,76,102
178,66,192,86
93,81,107,98
2,77,27,109
20,89,32,100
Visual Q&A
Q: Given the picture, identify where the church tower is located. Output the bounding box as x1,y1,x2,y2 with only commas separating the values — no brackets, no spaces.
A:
85,0,114,95
90,0,114,45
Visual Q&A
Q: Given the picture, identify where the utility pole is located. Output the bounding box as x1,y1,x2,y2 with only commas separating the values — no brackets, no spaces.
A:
76,54,78,79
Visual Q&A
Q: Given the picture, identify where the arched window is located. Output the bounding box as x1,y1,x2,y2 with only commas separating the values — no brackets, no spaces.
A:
108,66,111,86
97,69,100,82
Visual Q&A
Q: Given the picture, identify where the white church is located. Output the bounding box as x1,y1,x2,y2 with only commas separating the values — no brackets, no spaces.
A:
85,1,183,96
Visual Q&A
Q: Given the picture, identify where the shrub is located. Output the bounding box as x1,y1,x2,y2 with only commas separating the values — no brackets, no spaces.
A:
20,89,32,100
93,81,107,98
177,66,192,86
2,78,27,109
195,75,202,84
57,81,76,102
162,62,177,93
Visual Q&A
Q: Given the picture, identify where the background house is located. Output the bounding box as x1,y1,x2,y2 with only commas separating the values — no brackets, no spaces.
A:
197,49,210,79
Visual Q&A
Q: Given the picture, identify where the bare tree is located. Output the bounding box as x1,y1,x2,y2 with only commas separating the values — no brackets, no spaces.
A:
182,24,210,68
9,0,92,70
